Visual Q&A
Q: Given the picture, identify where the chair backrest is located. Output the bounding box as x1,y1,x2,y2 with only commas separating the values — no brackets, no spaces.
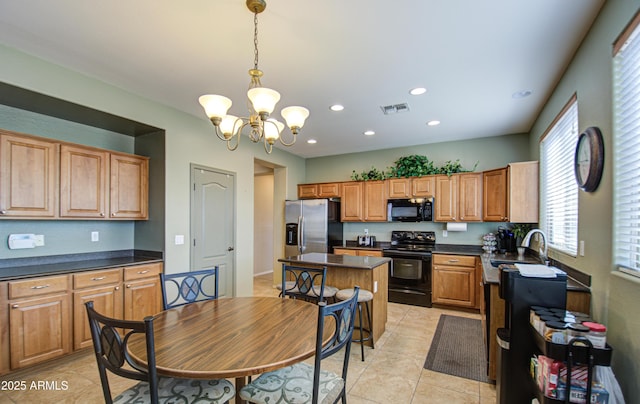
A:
281,264,327,303
85,301,159,404
160,267,219,310
312,286,360,404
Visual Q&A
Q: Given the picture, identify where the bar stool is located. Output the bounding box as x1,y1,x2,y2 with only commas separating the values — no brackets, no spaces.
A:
335,287,374,361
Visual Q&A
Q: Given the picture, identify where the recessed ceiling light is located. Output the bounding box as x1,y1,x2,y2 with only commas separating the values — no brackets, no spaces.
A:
330,104,344,111
427,120,440,126
307,139,317,144
512,90,532,99
364,130,375,136
409,87,427,96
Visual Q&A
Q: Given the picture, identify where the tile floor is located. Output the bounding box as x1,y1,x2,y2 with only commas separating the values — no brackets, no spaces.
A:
0,273,496,403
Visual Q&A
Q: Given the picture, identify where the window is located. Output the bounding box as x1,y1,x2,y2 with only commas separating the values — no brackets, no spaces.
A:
613,12,640,277
540,95,579,256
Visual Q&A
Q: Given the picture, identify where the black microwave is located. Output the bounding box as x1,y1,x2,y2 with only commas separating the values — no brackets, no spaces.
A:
387,198,433,222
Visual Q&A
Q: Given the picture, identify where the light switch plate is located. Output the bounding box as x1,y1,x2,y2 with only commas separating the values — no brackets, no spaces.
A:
175,235,185,245
91,231,99,242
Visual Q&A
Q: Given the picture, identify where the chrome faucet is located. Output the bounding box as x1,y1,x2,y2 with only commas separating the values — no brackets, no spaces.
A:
521,229,548,264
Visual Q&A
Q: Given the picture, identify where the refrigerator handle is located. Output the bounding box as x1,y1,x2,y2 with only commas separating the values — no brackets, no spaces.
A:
298,216,305,253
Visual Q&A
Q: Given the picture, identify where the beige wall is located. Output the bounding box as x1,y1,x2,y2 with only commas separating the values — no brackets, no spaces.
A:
254,173,274,275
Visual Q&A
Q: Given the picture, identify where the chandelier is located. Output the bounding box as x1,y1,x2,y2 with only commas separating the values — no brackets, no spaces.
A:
199,0,309,154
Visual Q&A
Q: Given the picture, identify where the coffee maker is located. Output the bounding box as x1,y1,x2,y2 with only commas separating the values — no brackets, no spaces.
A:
496,227,516,253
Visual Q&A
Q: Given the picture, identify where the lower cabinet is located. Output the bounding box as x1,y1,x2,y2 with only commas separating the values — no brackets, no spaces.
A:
432,254,478,308
0,262,162,374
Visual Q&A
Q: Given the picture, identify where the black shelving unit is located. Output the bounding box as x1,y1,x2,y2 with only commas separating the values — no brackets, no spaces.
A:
531,326,612,403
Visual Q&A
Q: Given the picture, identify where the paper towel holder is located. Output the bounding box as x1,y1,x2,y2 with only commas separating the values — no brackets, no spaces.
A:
446,222,468,232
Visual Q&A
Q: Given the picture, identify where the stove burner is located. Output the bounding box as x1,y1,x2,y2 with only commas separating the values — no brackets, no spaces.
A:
388,230,436,251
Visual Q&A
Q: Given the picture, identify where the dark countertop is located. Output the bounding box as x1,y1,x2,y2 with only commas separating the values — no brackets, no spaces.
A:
0,250,163,281
480,253,590,292
279,252,391,270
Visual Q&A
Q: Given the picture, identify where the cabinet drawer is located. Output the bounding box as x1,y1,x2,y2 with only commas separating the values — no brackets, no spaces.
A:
433,254,476,267
73,269,122,289
8,275,69,299
124,263,162,281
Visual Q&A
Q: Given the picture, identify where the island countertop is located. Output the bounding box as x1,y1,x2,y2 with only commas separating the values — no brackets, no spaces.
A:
278,252,391,270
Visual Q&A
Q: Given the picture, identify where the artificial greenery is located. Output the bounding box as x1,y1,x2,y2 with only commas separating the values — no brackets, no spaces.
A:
511,223,532,241
350,155,479,181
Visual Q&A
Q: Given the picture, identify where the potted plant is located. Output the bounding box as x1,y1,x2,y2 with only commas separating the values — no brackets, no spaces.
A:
511,223,533,246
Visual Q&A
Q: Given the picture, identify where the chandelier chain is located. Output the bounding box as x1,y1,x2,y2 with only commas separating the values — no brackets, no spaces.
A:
253,10,259,70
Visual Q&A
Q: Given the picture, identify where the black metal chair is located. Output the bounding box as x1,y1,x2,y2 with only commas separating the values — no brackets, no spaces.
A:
239,286,360,404
159,267,219,310
84,301,234,404
279,264,337,303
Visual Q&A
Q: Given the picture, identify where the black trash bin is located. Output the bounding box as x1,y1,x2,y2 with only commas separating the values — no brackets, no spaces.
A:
496,328,510,404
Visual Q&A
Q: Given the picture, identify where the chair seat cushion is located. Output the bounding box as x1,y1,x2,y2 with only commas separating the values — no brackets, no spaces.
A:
277,283,339,298
336,288,373,303
114,377,235,404
239,362,344,404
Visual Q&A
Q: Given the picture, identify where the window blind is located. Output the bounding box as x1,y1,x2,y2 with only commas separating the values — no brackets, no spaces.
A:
540,99,579,256
614,16,640,276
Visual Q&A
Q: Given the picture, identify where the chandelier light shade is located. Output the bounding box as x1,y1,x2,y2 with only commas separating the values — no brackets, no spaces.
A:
199,0,309,154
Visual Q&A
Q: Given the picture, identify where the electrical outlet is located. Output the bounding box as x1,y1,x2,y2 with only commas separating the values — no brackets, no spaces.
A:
34,234,45,246
442,230,448,238
579,240,585,256
91,231,99,242
373,281,378,293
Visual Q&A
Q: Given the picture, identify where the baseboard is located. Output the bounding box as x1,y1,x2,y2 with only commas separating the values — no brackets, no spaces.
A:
254,270,273,277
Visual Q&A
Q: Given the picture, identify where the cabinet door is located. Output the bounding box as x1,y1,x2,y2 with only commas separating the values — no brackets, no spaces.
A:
73,285,123,350
110,153,149,219
508,161,539,223
333,248,358,256
387,178,410,198
432,264,475,307
60,144,109,218
9,294,71,369
123,277,161,321
297,184,318,199
483,168,508,222
358,250,383,257
363,181,387,221
0,131,58,218
317,183,341,198
434,175,457,221
341,182,364,221
458,173,483,222
412,176,435,197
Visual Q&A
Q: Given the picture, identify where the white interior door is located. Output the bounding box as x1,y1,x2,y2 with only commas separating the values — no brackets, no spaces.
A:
191,165,235,298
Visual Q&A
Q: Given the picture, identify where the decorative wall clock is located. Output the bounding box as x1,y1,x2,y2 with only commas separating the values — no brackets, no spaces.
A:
574,126,604,192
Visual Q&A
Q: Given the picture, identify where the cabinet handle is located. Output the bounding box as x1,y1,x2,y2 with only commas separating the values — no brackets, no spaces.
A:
115,286,120,291
460,216,464,220
126,284,132,288
12,304,19,309
91,276,106,281
0,210,6,215
137,270,149,274
31,284,50,290
100,213,105,217
448,259,460,263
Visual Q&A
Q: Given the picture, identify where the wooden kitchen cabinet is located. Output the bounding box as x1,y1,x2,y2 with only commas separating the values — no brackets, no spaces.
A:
0,130,59,218
60,144,109,218
341,181,387,221
110,152,149,220
5,275,72,370
483,161,538,223
432,254,478,308
297,182,341,199
333,248,383,257
72,268,123,350
123,263,162,320
387,176,435,198
434,173,482,222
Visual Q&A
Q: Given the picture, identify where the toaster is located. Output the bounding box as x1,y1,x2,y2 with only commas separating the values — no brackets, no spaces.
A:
357,235,376,247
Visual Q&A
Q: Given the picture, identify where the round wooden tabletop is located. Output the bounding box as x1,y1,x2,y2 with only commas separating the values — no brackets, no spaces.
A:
128,296,334,380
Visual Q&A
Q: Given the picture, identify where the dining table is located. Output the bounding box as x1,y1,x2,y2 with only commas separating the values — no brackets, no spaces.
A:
127,296,335,404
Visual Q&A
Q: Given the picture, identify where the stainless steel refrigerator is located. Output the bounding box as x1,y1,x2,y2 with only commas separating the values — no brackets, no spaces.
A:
285,199,343,256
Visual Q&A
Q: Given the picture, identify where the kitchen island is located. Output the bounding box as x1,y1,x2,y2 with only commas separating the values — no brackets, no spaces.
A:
278,252,390,344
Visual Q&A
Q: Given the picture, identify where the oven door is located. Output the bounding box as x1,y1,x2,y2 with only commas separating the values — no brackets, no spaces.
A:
384,252,432,307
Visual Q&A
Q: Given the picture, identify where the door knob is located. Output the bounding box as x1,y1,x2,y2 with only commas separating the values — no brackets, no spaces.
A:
228,247,235,251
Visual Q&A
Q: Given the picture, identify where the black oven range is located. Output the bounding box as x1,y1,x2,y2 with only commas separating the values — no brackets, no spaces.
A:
383,230,436,307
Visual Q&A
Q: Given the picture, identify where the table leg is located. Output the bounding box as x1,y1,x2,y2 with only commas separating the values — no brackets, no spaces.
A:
235,376,247,404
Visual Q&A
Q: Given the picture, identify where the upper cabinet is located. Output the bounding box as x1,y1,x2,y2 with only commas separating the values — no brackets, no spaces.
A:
341,180,387,222
483,161,538,223
297,182,341,199
0,129,149,220
387,176,435,199
434,173,482,222
110,153,149,220
0,131,59,218
60,144,108,218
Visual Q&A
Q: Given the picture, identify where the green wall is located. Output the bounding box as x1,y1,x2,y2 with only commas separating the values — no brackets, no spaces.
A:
526,0,640,400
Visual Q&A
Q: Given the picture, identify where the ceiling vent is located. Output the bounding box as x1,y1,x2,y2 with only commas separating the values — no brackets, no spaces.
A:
380,103,410,115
